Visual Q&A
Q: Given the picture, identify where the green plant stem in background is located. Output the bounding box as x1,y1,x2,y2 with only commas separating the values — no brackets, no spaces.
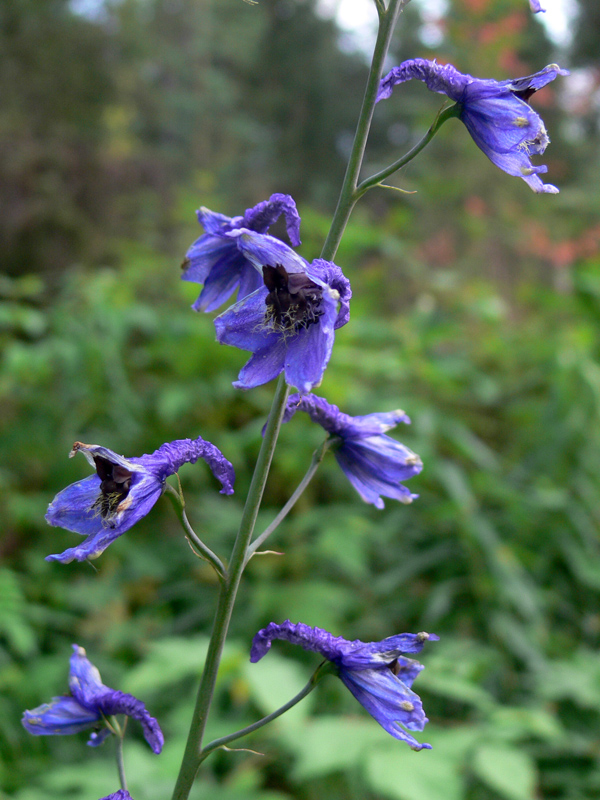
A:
320,0,405,262
198,661,335,764
356,104,461,197
172,375,290,800
245,437,333,563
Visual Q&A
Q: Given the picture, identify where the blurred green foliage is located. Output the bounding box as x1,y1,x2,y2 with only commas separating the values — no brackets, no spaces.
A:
2,0,600,798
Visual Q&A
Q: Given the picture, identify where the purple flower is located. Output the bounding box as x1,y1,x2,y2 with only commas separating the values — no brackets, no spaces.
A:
282,394,422,508
377,59,568,193
251,621,438,750
181,194,301,312
45,438,235,563
214,232,351,393
530,0,545,11
22,645,164,754
100,792,133,800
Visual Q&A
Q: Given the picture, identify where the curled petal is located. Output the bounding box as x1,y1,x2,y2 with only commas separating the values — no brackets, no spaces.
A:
95,689,164,754
243,193,302,246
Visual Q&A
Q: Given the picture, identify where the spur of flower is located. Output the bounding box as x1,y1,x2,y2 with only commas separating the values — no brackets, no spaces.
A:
282,393,422,507
214,231,351,393
22,645,164,754
181,193,302,312
251,621,438,750
377,59,568,193
45,437,235,563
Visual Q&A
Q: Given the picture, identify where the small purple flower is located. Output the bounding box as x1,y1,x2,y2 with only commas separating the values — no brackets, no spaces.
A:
181,194,301,312
251,621,438,750
377,59,568,193
22,645,164,754
45,437,235,563
100,792,133,800
530,0,545,11
282,394,422,508
214,231,351,393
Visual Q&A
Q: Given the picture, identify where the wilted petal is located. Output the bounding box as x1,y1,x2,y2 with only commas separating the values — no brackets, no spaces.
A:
22,695,100,736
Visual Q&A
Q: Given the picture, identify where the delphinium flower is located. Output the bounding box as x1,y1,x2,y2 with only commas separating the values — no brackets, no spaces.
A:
377,60,568,193
99,792,133,800
22,645,163,753
251,621,438,750
529,0,545,11
181,194,302,312
45,437,235,563
282,393,422,507
214,231,351,393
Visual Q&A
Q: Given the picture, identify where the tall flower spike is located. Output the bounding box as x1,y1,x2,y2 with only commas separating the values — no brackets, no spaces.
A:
45,437,235,563
282,394,422,508
22,645,164,754
250,621,438,750
181,194,302,312
214,231,351,393
377,60,568,193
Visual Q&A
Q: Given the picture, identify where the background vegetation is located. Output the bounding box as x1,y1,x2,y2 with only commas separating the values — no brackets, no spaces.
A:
2,0,600,798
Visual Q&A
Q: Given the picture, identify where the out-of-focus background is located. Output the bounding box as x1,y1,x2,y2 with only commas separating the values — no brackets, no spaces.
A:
2,0,600,797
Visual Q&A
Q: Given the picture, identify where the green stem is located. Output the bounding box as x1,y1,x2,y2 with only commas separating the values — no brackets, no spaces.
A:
164,482,226,581
320,0,406,262
198,663,326,763
245,437,332,563
356,103,460,197
171,376,290,800
112,718,128,792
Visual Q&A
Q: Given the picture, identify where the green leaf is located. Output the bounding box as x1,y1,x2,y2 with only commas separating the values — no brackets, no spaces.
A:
472,744,536,800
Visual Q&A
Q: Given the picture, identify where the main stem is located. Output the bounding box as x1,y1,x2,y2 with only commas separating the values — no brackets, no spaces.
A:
320,0,405,262
172,4,406,797
172,376,290,800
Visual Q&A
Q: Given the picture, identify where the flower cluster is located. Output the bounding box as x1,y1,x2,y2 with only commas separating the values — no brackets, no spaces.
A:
377,59,567,193
251,620,438,750
22,645,163,753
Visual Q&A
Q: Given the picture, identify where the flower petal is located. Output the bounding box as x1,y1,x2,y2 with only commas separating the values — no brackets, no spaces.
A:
22,695,100,736
233,339,287,390
284,292,337,392
231,230,308,275
339,668,431,749
214,288,279,353
243,193,302,246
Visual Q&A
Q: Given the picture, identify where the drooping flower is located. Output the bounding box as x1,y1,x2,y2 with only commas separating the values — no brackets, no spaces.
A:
214,231,351,393
282,394,422,508
181,194,302,312
99,791,133,800
529,0,545,11
377,59,568,193
22,645,164,754
45,437,235,563
250,621,438,750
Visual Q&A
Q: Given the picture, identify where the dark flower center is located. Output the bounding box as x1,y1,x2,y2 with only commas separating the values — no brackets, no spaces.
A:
92,456,133,520
263,264,323,333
